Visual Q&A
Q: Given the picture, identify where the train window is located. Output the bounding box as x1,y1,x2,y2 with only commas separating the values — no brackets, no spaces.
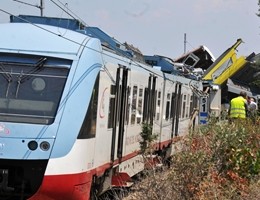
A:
125,86,131,125
190,95,193,117
170,93,175,119
182,102,186,119
110,84,116,95
166,93,171,120
153,90,157,118
157,91,161,120
165,93,171,120
190,95,198,117
78,73,100,139
131,86,138,124
107,85,116,128
157,92,161,107
182,94,187,119
167,93,171,100
143,88,148,122
0,57,69,124
137,88,143,124
186,94,190,118
179,94,183,118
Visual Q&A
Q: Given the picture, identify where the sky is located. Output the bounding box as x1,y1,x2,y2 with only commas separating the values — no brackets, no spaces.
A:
0,0,259,59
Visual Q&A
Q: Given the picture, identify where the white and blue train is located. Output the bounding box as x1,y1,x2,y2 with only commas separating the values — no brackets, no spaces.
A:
0,15,203,200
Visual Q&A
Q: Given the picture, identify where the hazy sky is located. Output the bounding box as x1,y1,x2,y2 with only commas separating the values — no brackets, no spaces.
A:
0,0,259,59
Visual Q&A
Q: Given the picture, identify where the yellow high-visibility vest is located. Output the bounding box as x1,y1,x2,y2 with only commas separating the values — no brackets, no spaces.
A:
230,96,247,118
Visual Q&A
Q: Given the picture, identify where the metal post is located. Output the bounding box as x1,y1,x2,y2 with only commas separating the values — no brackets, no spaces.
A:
40,0,44,16
13,0,44,17
184,33,187,54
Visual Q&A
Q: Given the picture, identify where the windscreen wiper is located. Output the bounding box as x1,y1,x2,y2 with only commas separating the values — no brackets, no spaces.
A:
16,57,47,97
19,57,47,83
0,62,13,97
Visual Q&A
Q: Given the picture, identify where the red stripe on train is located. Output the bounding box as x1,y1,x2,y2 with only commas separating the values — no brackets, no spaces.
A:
29,140,173,199
29,172,93,200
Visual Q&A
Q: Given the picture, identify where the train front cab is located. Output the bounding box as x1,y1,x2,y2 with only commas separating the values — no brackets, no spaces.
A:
0,53,72,199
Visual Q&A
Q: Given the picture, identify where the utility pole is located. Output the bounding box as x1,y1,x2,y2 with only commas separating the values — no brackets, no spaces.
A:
184,33,187,54
40,0,44,16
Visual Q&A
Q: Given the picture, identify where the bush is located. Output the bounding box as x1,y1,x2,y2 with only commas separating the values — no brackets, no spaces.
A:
139,123,157,155
125,119,260,200
170,119,260,200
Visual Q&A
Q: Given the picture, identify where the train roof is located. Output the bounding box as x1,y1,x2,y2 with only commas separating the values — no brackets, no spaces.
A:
7,15,215,81
10,15,136,58
143,55,200,80
0,21,93,60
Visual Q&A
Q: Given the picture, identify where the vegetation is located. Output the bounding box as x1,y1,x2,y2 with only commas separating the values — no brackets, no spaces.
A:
124,119,260,200
139,123,158,155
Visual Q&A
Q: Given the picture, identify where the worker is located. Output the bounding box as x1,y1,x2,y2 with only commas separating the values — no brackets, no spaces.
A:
229,91,248,121
248,97,258,112
248,97,258,122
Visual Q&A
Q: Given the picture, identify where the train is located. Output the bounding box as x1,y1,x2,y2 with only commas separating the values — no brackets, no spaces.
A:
0,15,206,200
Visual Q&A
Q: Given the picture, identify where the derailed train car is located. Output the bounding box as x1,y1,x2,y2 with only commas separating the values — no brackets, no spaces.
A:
0,15,203,200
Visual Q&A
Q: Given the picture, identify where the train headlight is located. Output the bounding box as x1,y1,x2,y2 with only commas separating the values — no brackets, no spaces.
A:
28,141,38,151
40,141,50,151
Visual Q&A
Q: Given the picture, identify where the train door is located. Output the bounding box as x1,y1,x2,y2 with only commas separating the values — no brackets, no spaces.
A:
171,83,182,137
110,65,129,162
143,74,157,126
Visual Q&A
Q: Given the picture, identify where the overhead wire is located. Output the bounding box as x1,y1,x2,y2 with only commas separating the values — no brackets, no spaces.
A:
0,9,126,63
49,0,133,56
50,0,87,27
13,0,41,9
47,0,161,76
0,3,186,82
49,0,77,22
0,8,164,79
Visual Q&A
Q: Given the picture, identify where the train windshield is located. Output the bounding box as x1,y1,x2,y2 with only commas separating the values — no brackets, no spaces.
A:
0,55,70,125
